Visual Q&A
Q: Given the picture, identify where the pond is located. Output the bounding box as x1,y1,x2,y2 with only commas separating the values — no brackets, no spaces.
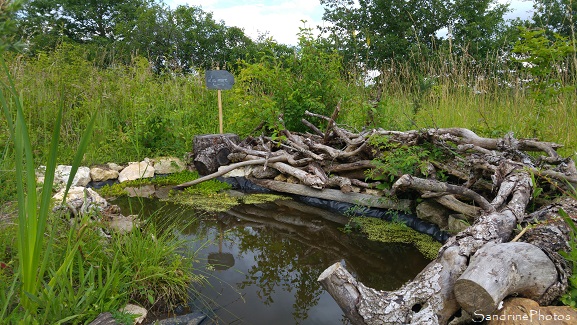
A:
112,194,432,324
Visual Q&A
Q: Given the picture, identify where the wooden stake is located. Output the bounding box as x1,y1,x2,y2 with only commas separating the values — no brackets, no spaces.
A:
218,89,223,134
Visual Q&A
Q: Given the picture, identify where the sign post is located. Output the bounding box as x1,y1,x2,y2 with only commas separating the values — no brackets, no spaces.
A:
205,70,234,134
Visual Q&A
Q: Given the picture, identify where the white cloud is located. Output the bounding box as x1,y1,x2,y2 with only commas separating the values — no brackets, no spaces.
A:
166,0,324,45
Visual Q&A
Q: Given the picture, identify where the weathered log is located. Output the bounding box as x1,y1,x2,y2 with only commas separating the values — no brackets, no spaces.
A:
251,178,413,211
193,134,239,175
173,155,289,190
392,174,495,213
454,241,557,315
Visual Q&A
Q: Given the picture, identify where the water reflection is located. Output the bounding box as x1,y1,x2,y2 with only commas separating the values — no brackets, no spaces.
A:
113,195,431,324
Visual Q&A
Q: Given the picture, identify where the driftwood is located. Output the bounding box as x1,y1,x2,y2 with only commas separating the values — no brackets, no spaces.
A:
176,111,577,325
454,242,557,315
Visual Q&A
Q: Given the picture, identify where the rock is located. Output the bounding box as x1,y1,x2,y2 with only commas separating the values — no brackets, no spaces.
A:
55,165,92,187
53,186,106,204
120,304,147,324
107,214,139,234
88,312,117,325
157,311,207,325
118,161,155,182
416,200,450,229
153,157,186,175
107,163,124,172
90,166,120,182
53,187,108,216
448,214,470,233
486,298,577,324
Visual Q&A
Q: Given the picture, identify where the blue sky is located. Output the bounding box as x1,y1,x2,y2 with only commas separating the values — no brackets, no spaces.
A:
166,0,534,45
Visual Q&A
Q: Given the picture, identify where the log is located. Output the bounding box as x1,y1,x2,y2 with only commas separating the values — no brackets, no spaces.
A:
193,134,239,175
173,155,289,190
454,242,557,315
251,178,413,211
392,174,495,213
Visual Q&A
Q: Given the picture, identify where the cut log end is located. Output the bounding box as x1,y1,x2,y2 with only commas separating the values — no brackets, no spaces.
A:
454,279,496,315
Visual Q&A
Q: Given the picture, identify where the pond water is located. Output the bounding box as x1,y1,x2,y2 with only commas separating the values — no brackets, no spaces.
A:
112,195,431,324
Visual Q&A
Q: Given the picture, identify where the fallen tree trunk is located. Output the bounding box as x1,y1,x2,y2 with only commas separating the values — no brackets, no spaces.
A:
454,242,558,315
251,178,413,211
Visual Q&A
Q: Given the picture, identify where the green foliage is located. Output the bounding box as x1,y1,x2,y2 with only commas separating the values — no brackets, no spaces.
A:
0,0,24,52
230,27,363,134
531,0,577,37
560,208,577,307
350,216,442,260
365,135,449,188
96,171,230,198
512,27,575,105
512,27,576,138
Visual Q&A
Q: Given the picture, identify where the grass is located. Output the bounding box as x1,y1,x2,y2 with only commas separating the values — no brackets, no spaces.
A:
0,52,200,323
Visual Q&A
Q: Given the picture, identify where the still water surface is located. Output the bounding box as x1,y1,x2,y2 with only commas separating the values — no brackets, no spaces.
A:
114,196,431,324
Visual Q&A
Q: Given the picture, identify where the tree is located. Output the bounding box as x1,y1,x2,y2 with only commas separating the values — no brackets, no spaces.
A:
532,0,577,38
17,0,156,52
1,0,24,52
320,0,450,69
319,0,512,69
447,0,511,59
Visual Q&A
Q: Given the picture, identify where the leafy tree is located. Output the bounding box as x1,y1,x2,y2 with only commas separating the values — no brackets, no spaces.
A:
532,0,577,38
320,0,450,69
319,0,512,68
1,0,24,52
17,0,156,52
447,0,511,59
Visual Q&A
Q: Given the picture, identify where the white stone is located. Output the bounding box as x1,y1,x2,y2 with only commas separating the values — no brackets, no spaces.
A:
108,214,139,234
36,165,46,184
120,304,147,324
52,186,107,208
118,161,155,182
55,165,92,187
153,157,186,175
107,162,124,172
90,166,119,182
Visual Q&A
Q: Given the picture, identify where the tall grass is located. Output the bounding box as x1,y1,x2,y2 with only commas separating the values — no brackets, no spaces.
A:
1,50,97,321
1,51,198,323
372,50,577,158
1,40,575,177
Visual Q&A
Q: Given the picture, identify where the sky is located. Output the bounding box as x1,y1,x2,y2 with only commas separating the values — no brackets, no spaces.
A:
166,0,535,45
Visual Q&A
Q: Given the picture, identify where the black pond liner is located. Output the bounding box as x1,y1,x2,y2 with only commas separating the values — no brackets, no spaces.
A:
219,176,451,243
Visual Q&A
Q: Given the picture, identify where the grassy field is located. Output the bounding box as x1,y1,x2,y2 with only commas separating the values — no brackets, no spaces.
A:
1,44,576,203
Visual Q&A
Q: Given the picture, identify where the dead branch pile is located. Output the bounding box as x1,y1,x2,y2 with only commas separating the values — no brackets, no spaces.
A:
176,110,577,324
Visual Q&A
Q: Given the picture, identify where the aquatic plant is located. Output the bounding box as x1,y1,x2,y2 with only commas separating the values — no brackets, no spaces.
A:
351,216,442,260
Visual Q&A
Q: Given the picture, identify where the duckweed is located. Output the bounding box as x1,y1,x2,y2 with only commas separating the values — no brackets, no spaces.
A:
352,216,442,260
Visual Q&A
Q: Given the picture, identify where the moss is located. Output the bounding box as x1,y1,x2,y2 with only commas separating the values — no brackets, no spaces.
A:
352,216,442,260
96,171,229,198
168,192,240,212
167,191,290,213
240,194,290,205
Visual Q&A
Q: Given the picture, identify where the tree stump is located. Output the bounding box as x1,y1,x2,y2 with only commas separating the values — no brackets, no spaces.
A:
454,242,558,315
193,133,239,175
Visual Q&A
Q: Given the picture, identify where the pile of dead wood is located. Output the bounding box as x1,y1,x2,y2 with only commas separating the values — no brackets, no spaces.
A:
176,110,577,325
